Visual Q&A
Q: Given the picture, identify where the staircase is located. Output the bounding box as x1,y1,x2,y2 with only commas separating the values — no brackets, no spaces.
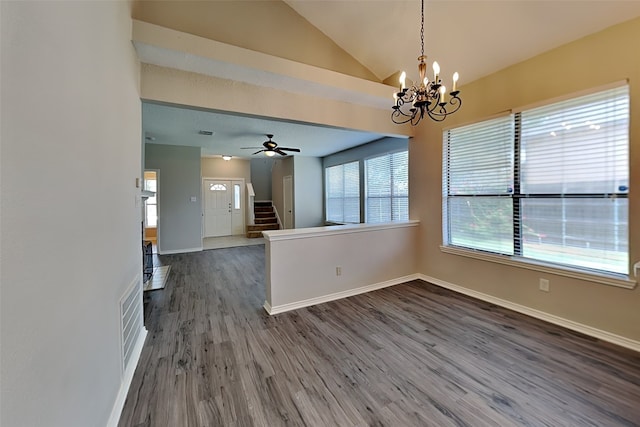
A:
247,201,279,238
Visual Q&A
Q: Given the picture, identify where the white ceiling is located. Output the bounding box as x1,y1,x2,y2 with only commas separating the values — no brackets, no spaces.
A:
143,102,386,158
143,1,640,159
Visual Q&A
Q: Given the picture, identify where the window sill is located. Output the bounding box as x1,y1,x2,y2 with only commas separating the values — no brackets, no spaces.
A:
439,245,637,290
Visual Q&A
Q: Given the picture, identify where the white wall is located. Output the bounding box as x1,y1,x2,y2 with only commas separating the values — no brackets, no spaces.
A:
293,156,323,228
1,2,143,426
264,222,419,311
250,157,274,200
323,137,408,168
145,144,202,253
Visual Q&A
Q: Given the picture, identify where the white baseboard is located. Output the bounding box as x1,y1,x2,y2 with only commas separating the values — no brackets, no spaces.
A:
263,301,273,314
106,326,147,427
418,274,640,353
264,274,421,315
158,246,202,255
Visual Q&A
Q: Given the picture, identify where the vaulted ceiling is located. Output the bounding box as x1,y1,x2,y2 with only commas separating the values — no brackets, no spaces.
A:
286,1,640,84
141,1,640,159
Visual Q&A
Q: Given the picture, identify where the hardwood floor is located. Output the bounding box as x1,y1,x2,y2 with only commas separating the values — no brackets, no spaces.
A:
120,246,640,426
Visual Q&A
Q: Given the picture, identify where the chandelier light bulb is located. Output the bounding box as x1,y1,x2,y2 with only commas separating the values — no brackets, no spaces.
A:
440,85,447,103
390,0,461,124
433,61,440,81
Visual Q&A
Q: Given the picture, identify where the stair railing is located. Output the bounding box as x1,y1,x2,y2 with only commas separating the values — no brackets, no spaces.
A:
247,183,255,226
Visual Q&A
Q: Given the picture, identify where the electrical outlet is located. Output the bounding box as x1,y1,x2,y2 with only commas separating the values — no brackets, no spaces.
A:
539,278,550,292
336,267,342,276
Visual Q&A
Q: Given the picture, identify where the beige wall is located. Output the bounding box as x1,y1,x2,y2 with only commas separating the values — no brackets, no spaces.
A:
412,17,640,342
132,0,378,81
140,63,402,137
201,156,251,183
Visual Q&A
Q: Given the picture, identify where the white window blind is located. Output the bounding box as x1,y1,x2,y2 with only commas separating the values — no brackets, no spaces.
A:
444,115,514,254
518,86,629,273
366,151,409,223
444,85,629,275
326,161,360,223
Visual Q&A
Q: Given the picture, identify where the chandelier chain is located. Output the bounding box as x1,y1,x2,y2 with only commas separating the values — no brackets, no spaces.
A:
420,0,424,57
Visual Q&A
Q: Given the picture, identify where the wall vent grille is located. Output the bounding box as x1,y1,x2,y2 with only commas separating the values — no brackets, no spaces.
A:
120,278,143,371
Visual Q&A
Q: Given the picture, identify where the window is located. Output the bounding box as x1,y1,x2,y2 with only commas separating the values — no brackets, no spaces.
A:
443,85,629,275
326,161,360,223
144,172,157,227
209,183,227,191
366,151,409,223
234,184,241,210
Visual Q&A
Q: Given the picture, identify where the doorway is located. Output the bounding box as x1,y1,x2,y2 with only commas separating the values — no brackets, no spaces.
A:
283,175,293,229
143,170,159,252
203,178,244,237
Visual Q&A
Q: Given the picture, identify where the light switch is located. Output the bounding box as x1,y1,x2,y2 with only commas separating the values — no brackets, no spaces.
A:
190,196,197,202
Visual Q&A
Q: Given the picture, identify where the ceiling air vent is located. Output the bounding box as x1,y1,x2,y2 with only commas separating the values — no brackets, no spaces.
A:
198,130,214,136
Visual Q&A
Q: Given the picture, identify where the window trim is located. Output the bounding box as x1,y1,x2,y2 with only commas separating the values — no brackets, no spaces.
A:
440,244,636,289
442,83,631,283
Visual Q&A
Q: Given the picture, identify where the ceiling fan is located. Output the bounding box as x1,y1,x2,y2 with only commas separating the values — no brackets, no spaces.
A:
242,134,301,157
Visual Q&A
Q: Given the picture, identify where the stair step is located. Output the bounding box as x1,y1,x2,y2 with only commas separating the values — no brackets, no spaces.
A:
255,217,277,224
255,212,275,218
255,207,273,213
246,231,264,238
247,224,279,232
255,201,272,208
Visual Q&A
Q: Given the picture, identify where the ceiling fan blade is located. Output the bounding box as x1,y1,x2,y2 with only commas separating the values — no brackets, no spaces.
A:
279,147,301,152
252,149,265,155
275,148,288,156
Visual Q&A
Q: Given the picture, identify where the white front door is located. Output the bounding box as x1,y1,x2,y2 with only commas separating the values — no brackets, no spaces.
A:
203,179,232,237
231,180,244,235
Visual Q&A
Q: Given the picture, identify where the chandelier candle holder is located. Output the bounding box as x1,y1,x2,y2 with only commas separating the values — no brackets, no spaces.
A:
391,0,461,125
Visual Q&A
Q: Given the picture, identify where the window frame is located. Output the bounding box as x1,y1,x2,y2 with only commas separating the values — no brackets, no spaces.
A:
364,150,409,224
442,83,634,288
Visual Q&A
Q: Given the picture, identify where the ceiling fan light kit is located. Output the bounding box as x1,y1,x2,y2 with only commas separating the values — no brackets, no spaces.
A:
244,134,301,157
391,0,461,125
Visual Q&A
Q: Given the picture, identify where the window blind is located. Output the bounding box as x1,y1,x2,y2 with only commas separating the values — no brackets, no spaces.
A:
326,161,360,223
366,151,408,223
518,86,629,273
444,115,514,254
443,85,629,275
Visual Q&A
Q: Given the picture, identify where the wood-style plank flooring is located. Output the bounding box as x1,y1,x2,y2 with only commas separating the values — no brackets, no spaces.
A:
119,246,640,426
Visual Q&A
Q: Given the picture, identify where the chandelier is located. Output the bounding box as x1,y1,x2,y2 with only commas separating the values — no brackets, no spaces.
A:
391,0,461,125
